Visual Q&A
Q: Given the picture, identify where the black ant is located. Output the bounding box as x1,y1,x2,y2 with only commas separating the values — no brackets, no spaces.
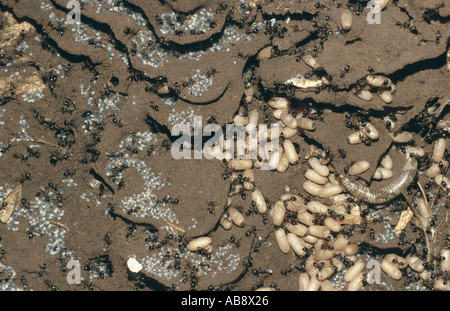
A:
163,195,179,205
161,138,171,152
104,233,111,246
205,68,217,78
44,279,58,291
207,201,217,214
20,172,32,183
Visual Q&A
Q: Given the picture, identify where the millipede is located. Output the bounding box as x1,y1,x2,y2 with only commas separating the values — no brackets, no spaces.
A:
339,155,417,204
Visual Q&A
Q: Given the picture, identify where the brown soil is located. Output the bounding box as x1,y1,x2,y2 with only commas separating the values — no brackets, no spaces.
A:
0,0,449,292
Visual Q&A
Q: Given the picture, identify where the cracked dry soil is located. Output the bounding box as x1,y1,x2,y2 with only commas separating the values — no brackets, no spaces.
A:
0,0,449,291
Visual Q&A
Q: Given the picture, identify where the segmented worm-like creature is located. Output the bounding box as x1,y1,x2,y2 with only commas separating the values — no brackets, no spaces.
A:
339,156,417,204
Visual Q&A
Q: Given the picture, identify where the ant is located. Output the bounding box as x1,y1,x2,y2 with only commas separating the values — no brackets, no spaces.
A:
207,201,218,214
229,235,242,248
104,233,111,246
161,138,171,152
126,222,136,239
20,172,32,184
163,195,179,205
207,115,217,124
147,145,155,156
44,279,58,291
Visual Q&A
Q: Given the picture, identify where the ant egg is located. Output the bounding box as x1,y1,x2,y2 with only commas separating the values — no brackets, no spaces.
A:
252,189,267,213
440,249,450,272
228,207,245,227
344,243,359,256
233,114,249,126
344,260,366,283
333,257,345,272
280,193,303,202
366,75,392,88
297,117,316,131
269,97,290,110
353,86,373,101
229,183,244,196
406,255,425,273
391,131,412,143
378,0,390,10
243,169,255,190
419,270,432,281
333,236,349,252
273,109,286,119
307,201,329,214
435,279,450,291
373,167,393,180
384,254,407,269
253,157,265,169
318,184,343,198
309,157,330,177
302,234,318,245
283,198,307,213
285,222,308,237
313,249,334,261
302,55,324,71
347,274,364,291
324,217,342,232
244,87,255,103
272,201,286,226
228,159,253,171
308,225,331,239
187,236,212,252
340,9,353,31
299,273,310,291
287,233,308,256
275,228,290,254
320,280,336,291
426,162,444,178
306,276,322,291
277,154,290,172
280,126,298,138
347,131,364,145
315,265,335,281
303,180,323,196
377,88,392,104
280,111,298,129
220,214,233,230
361,122,379,140
432,137,446,163
304,169,328,184
283,140,299,164
268,149,282,171
247,109,259,128
435,174,450,189
405,146,425,157
127,257,143,273
348,161,370,175
381,258,402,280
328,173,340,185
297,211,315,226
381,155,393,170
